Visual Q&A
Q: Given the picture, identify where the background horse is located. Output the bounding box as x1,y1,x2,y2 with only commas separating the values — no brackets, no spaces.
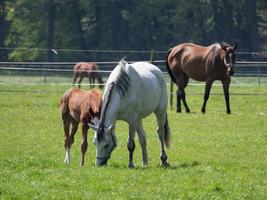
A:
89,59,171,168
73,62,104,89
166,42,237,114
60,88,102,166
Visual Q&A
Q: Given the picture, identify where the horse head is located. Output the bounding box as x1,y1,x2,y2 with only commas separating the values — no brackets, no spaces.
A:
88,118,117,166
220,42,238,76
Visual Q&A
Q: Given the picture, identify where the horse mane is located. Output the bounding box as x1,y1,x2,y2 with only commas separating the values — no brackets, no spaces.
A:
96,59,130,140
113,60,130,97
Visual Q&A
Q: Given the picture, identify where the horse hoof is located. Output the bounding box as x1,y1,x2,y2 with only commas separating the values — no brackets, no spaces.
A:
186,109,191,113
143,162,149,167
64,160,70,165
162,161,170,168
176,109,182,113
201,109,206,113
128,163,134,169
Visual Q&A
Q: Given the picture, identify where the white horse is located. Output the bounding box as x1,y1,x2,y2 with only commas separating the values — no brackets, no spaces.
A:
89,59,171,168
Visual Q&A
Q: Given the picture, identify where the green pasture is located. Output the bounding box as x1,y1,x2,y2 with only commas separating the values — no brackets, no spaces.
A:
0,83,266,199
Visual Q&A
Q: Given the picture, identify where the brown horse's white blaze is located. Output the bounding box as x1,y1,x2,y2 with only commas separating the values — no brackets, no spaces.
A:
73,62,104,89
60,88,102,165
166,42,237,114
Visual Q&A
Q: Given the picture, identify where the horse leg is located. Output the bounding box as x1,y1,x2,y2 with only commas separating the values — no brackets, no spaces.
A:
92,77,96,88
89,77,93,89
221,78,231,114
201,79,214,113
177,75,190,113
80,122,88,166
73,74,77,87
69,120,78,145
63,118,71,164
178,89,190,113
136,121,148,166
155,113,170,167
78,77,83,88
65,120,78,164
127,124,136,168
176,89,182,112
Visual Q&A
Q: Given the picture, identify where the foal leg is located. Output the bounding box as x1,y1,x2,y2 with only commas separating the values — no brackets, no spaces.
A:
221,78,231,114
201,78,214,113
65,120,78,164
127,124,136,168
136,121,148,166
80,123,88,166
63,118,71,164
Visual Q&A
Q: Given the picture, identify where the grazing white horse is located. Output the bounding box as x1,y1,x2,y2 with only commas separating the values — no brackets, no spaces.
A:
89,59,171,168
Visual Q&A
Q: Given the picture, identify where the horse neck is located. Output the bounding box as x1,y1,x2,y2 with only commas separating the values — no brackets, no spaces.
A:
100,86,122,128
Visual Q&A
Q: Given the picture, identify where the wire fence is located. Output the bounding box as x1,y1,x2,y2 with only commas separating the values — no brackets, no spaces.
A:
0,60,267,85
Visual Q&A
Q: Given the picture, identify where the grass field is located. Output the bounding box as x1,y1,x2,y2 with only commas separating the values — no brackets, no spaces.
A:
0,83,266,199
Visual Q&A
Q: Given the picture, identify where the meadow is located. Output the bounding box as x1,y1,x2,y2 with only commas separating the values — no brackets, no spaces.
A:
0,83,266,199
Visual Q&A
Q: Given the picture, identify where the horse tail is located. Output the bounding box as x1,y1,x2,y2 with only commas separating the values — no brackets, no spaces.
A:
60,89,73,116
165,48,177,83
164,114,171,149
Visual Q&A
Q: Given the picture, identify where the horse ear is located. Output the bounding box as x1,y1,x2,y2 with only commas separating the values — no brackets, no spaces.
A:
92,117,100,127
88,122,98,131
233,43,238,50
105,125,113,133
120,56,128,67
88,117,100,131
220,42,228,51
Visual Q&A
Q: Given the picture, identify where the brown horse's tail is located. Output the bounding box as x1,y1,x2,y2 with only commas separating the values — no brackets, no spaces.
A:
165,48,177,83
164,114,171,149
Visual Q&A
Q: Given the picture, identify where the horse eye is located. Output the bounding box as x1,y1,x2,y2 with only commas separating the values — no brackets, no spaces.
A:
104,144,109,149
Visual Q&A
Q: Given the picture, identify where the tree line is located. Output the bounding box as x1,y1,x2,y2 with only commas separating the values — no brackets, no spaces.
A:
0,0,266,62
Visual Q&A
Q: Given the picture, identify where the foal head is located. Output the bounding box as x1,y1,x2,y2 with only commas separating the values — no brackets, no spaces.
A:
220,42,237,76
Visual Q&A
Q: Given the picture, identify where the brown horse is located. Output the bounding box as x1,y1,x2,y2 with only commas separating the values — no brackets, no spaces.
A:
73,62,104,89
60,88,102,165
166,42,237,114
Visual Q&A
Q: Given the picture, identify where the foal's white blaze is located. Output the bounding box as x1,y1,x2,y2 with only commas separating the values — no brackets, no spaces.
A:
64,147,70,164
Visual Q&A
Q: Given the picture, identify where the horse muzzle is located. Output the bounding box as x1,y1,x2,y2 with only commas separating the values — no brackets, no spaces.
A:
229,70,235,76
95,155,110,166
226,64,235,76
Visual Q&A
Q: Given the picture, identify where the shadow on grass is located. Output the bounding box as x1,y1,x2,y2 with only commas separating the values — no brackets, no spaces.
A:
105,160,200,170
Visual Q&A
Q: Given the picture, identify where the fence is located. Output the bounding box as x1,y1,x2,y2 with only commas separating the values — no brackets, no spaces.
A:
1,60,267,109
0,60,267,83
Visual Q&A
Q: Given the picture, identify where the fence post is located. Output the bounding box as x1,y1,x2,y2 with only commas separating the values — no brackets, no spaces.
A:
170,79,173,110
257,65,261,85
150,49,154,64
43,63,47,85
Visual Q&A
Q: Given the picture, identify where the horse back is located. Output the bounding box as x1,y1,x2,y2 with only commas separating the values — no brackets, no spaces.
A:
129,62,167,117
168,43,221,81
61,88,102,122
74,62,95,75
